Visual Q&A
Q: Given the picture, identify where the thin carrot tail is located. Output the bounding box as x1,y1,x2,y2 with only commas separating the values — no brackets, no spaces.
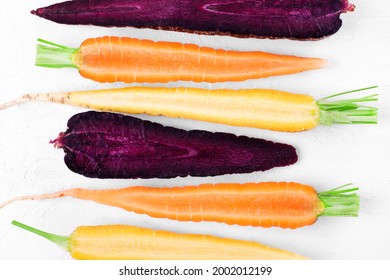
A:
35,38,78,68
0,190,72,209
318,184,359,217
0,92,72,110
0,96,31,110
317,86,378,125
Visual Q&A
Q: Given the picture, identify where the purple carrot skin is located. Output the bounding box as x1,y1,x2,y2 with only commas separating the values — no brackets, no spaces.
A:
31,0,355,40
52,111,297,179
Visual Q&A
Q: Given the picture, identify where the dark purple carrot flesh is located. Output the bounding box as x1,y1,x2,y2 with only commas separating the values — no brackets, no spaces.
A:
32,0,355,40
52,111,297,179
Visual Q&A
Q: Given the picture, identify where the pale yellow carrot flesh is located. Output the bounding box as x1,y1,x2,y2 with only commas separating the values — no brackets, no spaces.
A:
0,88,319,132
11,221,307,260
70,225,307,260
0,87,377,132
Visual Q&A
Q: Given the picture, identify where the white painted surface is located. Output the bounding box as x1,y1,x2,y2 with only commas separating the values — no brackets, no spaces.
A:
0,0,389,260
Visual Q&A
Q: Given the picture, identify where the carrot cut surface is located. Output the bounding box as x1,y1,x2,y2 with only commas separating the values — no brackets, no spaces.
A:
31,0,355,40
0,86,377,132
3,183,359,229
35,37,326,83
51,111,297,179
11,221,307,260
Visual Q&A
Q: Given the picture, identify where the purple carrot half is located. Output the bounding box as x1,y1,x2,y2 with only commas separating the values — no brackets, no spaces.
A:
31,0,355,40
52,111,298,179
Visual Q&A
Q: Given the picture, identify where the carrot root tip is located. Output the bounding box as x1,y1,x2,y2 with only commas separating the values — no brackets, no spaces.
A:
343,1,356,13
50,132,65,148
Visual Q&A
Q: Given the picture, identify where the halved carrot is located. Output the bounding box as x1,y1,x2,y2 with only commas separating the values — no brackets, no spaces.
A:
35,37,326,83
0,86,377,132
52,111,298,179
31,0,355,40
2,183,359,229
11,221,307,260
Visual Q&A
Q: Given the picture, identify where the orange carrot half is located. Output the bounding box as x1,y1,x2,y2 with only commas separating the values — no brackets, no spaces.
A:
35,37,326,83
2,182,359,229
11,221,306,260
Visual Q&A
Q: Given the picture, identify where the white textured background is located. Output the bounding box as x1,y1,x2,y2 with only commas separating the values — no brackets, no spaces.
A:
0,0,389,260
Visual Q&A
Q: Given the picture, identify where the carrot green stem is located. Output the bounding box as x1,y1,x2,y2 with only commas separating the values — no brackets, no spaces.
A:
318,184,359,217
317,86,378,125
35,38,78,68
11,220,69,250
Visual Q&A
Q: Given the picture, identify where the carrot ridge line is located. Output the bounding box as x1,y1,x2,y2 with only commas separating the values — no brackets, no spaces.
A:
35,38,79,69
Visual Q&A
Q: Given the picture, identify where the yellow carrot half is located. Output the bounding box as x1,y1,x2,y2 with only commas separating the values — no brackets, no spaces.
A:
0,86,377,132
11,221,306,260
2,183,359,229
35,37,326,83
